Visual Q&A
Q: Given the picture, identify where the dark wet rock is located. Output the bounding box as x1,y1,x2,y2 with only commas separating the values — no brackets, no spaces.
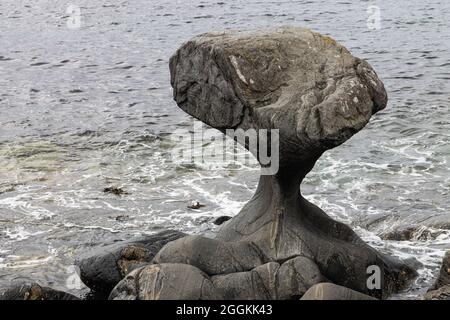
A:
114,215,130,222
76,230,186,293
80,290,110,300
211,256,326,300
154,236,267,275
109,263,221,300
300,283,377,300
0,283,79,300
402,257,424,271
168,26,416,298
213,215,232,225
424,251,450,300
103,186,128,196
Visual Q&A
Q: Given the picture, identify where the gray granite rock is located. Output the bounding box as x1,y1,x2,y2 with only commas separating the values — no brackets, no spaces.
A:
109,263,221,300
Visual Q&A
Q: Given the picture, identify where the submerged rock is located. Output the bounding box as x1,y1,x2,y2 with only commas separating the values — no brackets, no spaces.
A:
359,212,450,240
300,283,377,300
168,26,416,299
381,226,448,241
213,216,232,225
76,230,186,293
109,263,221,300
0,283,79,300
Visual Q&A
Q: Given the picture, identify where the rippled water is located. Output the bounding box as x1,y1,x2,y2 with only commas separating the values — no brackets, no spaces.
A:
0,0,449,299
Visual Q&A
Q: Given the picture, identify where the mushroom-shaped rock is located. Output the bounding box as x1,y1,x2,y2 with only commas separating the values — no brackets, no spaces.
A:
170,26,387,167
108,263,221,300
170,27,416,298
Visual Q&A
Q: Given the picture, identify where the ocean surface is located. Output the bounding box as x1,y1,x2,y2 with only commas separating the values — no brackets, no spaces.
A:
0,0,449,299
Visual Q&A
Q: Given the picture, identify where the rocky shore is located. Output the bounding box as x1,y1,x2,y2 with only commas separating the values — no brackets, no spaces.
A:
2,26,445,300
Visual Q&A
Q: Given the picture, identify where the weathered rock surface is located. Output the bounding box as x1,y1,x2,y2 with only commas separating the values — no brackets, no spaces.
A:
424,251,450,300
0,283,79,300
109,263,221,300
211,256,326,300
300,283,377,300
76,230,186,293
154,235,267,275
168,26,416,299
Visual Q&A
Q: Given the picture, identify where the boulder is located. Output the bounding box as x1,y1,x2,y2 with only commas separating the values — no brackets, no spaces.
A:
0,283,79,300
76,229,186,293
168,26,416,298
211,262,279,300
277,256,327,299
429,251,450,291
109,263,221,300
423,285,450,300
424,250,450,300
154,235,267,275
300,283,377,300
211,256,326,300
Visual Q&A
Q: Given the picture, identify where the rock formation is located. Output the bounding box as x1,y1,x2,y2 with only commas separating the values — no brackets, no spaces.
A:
157,26,416,299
